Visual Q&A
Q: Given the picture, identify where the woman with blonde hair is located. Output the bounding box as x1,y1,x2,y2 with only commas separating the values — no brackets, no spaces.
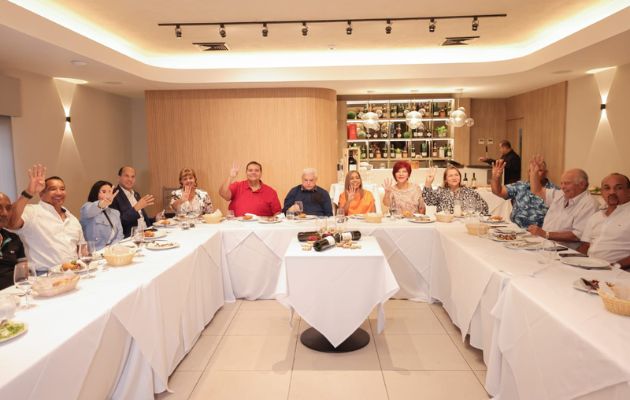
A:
423,165,488,214
338,170,375,215
170,168,213,214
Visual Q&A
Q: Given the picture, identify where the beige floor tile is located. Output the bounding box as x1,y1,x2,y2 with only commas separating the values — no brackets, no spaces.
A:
375,334,469,371
450,335,487,371
226,308,298,336
294,321,379,371
190,371,290,400
202,301,241,336
473,370,488,391
289,371,388,400
176,335,222,372
384,299,431,310
298,318,370,335
429,303,461,336
383,370,490,400
208,335,297,371
370,308,446,335
155,370,202,400
239,299,288,312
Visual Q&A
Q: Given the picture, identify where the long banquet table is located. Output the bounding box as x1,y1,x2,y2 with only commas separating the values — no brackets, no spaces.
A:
1,216,629,400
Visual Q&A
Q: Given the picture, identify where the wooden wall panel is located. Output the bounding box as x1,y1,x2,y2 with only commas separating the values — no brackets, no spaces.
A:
469,99,507,165
145,88,338,213
506,82,567,183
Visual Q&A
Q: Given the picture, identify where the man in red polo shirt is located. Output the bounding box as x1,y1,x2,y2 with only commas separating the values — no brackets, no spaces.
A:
219,161,281,217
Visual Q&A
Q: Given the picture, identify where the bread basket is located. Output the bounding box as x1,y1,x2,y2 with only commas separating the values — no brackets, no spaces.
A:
365,213,383,223
598,283,630,316
103,245,135,266
32,272,80,297
202,210,223,224
435,213,455,223
465,223,490,236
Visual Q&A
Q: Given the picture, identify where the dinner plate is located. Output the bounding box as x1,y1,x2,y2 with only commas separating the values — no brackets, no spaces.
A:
50,261,97,274
143,230,167,241
495,227,527,235
572,278,600,295
491,235,519,242
407,216,435,224
0,321,28,344
153,219,178,228
237,216,258,222
145,242,180,250
349,214,365,220
294,215,317,220
503,241,538,250
258,219,282,224
561,257,610,269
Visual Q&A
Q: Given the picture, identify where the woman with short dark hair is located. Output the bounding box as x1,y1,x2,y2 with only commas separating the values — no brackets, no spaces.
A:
170,168,214,214
382,161,426,216
80,180,124,250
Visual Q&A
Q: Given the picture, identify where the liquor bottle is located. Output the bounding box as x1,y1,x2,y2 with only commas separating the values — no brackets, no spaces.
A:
411,144,416,158
397,104,404,118
361,147,367,160
313,236,336,251
463,173,469,187
381,125,388,138
445,143,452,158
403,103,410,116
375,147,381,159
334,231,362,242
402,146,408,158
348,151,358,171
395,124,402,138
421,142,428,158
368,146,374,159
438,146,445,158
432,143,438,158
471,173,477,188
390,144,396,158
297,231,321,242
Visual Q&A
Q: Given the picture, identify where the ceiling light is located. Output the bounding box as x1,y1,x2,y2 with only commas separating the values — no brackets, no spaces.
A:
262,23,269,37
219,24,226,38
175,24,182,38
70,60,88,67
54,77,88,85
385,20,392,34
302,22,308,36
472,17,479,31
586,66,615,74
346,21,352,35
429,18,436,33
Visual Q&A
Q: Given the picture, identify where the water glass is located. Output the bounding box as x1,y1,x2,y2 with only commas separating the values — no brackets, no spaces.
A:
14,260,35,309
286,210,295,220
537,239,555,265
226,210,235,220
336,208,346,224
453,200,463,217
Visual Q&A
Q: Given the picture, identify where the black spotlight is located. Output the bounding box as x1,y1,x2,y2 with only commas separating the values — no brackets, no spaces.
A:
175,24,182,38
346,21,352,35
472,17,479,31
385,19,392,34
219,24,226,38
262,23,269,37
302,22,308,36
429,18,436,33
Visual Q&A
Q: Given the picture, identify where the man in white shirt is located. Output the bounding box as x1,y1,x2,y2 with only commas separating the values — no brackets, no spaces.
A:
527,156,598,248
8,164,84,272
578,173,630,268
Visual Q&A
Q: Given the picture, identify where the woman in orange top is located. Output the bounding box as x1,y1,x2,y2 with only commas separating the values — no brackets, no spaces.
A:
338,171,375,215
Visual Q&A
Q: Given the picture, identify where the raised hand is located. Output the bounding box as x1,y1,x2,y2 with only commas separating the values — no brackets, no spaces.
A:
229,162,240,178
26,164,46,195
135,194,155,211
424,167,437,187
492,160,505,180
529,155,545,178
346,185,358,202
382,177,395,193
99,189,118,208
182,184,194,200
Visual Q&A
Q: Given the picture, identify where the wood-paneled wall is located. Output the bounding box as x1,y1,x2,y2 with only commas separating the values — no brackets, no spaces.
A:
469,99,507,164
145,88,338,213
507,82,567,183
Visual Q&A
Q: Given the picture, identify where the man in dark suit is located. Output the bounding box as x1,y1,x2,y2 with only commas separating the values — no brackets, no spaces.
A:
110,166,155,237
480,139,522,184
0,192,25,290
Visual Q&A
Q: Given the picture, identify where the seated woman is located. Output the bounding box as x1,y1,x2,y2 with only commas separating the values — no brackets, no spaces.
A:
170,168,213,214
423,166,489,214
80,180,124,250
383,161,426,216
338,171,375,215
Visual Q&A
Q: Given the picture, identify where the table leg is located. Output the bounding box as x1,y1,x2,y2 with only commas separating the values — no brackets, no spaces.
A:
300,327,370,353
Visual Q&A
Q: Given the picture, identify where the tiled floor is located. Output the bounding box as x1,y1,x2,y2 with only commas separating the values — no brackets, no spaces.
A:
156,300,490,400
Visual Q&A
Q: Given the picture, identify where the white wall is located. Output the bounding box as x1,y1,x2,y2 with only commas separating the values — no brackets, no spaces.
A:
566,63,630,186
0,116,17,199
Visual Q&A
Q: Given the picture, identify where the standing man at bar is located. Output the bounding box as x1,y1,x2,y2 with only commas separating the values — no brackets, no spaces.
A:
219,161,281,217
283,168,333,216
480,139,521,184
111,166,155,237
0,192,25,289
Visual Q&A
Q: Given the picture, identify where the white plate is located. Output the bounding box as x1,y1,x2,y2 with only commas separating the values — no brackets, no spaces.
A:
491,236,519,242
561,257,610,269
572,278,600,295
503,241,538,250
145,242,180,250
258,219,282,224
495,227,527,235
294,215,317,220
143,230,166,241
153,219,178,228
349,214,365,220
237,216,258,222
0,321,28,344
50,261,96,274
407,216,435,224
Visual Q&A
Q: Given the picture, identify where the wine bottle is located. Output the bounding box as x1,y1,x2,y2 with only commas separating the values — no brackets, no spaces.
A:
313,236,336,251
421,142,428,158
432,143,438,158
395,124,402,138
471,173,477,188
463,173,469,186
368,146,374,159
411,144,416,158
333,231,362,242
348,152,358,171
297,231,321,242
390,144,396,158
438,146,445,158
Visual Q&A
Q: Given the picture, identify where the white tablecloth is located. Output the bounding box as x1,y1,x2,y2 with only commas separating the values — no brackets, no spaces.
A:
477,187,513,221
0,227,224,399
276,236,399,347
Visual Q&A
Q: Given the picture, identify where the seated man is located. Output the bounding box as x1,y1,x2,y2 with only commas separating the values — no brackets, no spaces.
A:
8,165,84,273
111,166,155,237
480,139,522,184
578,173,630,268
283,168,333,216
219,161,281,217
0,192,25,289
490,158,556,228
527,156,598,248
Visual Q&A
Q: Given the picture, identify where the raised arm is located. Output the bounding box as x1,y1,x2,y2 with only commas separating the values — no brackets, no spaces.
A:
529,155,546,200
8,164,46,229
490,160,508,199
219,162,239,201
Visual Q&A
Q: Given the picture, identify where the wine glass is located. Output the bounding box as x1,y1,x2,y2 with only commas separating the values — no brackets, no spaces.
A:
78,240,97,278
226,210,235,221
131,227,144,254
14,260,35,309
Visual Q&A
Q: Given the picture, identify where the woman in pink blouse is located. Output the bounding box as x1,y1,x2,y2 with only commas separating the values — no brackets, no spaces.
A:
382,161,426,216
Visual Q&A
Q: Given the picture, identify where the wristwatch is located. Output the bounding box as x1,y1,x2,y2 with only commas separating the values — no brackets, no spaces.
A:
21,190,33,199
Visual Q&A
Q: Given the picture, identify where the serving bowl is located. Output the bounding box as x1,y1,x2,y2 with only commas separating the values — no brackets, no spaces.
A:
103,245,135,266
